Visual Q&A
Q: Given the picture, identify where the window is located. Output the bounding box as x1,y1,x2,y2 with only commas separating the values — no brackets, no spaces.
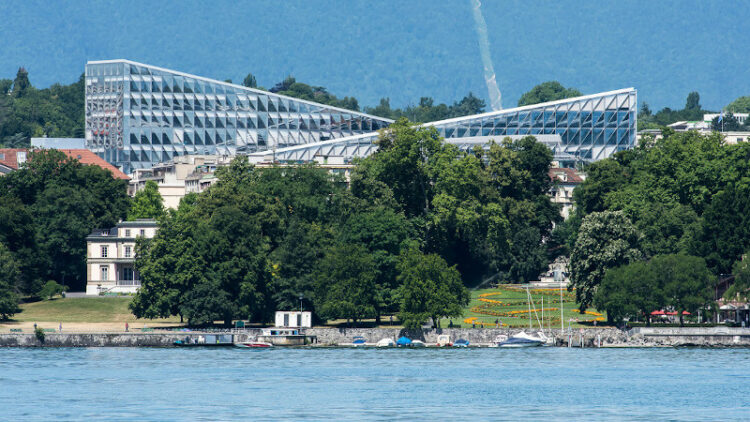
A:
124,245,132,258
101,266,108,281
140,229,145,237
125,229,131,237
101,246,108,258
122,267,134,281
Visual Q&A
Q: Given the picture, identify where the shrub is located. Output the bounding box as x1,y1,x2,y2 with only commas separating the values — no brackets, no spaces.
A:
37,281,66,300
34,326,45,343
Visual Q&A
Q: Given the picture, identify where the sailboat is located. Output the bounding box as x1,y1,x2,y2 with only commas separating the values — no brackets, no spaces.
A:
494,286,551,347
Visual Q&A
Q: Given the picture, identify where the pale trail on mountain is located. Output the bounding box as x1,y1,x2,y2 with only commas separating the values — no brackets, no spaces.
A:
470,0,502,111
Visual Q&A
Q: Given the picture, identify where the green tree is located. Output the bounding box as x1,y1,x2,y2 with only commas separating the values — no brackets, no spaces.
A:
594,260,663,324
397,247,469,329
517,81,582,107
569,210,643,311
313,243,377,325
130,211,205,322
0,243,21,320
338,207,413,321
726,96,750,114
11,67,31,98
685,91,701,110
712,112,741,131
727,255,750,301
654,254,714,326
270,220,333,318
0,149,129,292
694,179,750,273
128,180,165,220
37,280,65,300
242,73,257,88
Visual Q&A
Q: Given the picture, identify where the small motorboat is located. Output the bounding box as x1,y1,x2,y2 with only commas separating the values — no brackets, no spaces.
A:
376,338,395,347
437,334,452,347
411,340,426,347
496,331,547,348
351,336,367,346
396,336,412,347
453,338,470,347
234,341,273,348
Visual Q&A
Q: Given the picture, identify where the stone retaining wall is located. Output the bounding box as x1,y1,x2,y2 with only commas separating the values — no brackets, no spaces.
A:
2,327,749,347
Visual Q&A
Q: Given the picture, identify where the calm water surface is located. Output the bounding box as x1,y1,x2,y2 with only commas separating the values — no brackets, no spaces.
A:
1,347,748,421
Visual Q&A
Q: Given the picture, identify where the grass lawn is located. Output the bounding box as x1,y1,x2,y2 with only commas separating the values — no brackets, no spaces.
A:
440,285,608,329
7,297,182,324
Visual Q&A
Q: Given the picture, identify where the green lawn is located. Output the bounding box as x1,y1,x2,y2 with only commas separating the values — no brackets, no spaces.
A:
9,297,181,323
441,285,607,329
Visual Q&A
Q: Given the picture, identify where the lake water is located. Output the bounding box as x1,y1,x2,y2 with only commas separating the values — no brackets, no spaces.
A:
1,347,748,421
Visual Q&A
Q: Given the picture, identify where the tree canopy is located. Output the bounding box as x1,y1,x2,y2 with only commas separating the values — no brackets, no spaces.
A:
0,149,130,293
128,180,165,221
0,68,84,147
517,81,582,107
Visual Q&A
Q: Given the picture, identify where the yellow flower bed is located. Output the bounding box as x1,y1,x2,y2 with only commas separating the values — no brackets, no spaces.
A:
478,298,503,304
571,309,603,316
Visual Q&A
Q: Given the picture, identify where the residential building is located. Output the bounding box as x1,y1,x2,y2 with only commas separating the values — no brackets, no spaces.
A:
549,167,585,219
0,149,27,175
251,88,638,168
85,219,158,295
129,154,232,207
85,59,393,174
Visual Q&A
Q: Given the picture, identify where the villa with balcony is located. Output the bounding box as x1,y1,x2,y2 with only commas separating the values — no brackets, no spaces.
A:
85,219,158,295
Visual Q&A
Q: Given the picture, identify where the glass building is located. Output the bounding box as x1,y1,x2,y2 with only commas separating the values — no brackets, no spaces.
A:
85,60,393,173
252,88,637,167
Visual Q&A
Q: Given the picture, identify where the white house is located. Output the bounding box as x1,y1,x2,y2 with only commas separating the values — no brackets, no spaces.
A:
85,219,158,295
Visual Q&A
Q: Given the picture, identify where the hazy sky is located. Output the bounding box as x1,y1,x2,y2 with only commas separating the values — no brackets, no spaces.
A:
1,0,748,111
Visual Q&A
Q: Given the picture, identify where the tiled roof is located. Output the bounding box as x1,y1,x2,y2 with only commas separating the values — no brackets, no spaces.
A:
0,148,130,180
58,149,130,180
549,167,584,184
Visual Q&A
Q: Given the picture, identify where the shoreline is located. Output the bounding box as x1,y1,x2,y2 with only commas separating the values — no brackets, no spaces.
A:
2,326,749,348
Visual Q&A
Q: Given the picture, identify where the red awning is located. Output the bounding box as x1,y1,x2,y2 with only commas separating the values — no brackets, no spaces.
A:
650,310,665,315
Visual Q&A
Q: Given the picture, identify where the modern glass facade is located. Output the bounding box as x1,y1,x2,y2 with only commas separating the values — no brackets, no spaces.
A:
254,88,637,167
85,60,393,173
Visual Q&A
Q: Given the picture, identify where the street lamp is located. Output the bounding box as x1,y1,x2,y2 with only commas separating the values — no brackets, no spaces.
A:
299,294,304,314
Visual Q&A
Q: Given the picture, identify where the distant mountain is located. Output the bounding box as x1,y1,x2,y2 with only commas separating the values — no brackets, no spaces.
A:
0,0,748,110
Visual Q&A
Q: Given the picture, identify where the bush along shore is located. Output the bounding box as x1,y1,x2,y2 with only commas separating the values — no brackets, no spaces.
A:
1,327,749,347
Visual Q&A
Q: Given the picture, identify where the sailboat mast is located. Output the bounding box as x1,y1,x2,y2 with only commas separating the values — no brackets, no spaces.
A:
560,283,564,331
528,287,531,330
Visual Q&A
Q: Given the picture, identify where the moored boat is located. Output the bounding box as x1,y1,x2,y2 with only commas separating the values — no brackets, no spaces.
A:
376,338,395,347
453,338,470,347
496,331,546,348
234,341,273,348
396,336,412,347
351,336,367,346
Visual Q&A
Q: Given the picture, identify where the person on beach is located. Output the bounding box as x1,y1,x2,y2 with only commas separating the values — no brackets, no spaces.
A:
33,322,37,331
59,323,62,333
125,322,129,332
